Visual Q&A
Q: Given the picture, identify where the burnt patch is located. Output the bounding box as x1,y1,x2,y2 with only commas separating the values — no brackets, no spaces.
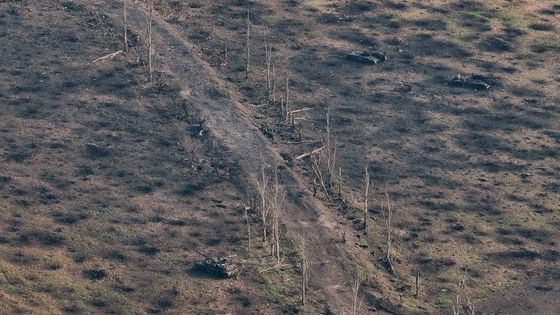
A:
52,211,88,225
528,23,555,32
0,176,11,188
489,249,541,262
339,1,378,15
409,18,447,31
407,34,472,57
22,230,66,246
416,256,456,273
83,143,111,159
330,28,379,47
456,13,491,32
176,183,205,197
478,36,513,52
138,245,160,256
83,269,108,281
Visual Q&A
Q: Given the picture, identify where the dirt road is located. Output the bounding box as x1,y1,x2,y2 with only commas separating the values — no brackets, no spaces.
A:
86,1,381,313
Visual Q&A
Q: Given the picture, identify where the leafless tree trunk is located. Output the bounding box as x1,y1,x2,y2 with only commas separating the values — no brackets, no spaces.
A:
147,0,154,81
265,41,272,99
311,154,331,202
223,45,229,95
325,107,332,186
363,164,370,229
382,192,396,276
338,166,342,199
415,270,420,297
280,96,285,121
272,64,276,104
285,74,290,123
270,167,285,264
123,0,128,51
256,157,268,243
244,203,252,254
299,237,309,306
453,277,475,315
245,10,250,80
352,277,361,315
322,107,337,190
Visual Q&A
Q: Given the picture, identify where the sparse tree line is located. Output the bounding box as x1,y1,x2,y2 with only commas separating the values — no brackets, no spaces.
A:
92,0,156,82
93,2,476,312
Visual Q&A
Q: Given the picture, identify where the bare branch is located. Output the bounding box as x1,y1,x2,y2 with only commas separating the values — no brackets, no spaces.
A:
91,50,124,63
295,146,325,160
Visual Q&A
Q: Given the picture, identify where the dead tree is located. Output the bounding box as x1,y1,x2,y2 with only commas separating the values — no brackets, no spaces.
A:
415,270,420,297
280,96,285,122
311,154,331,202
338,166,342,199
285,74,290,123
382,192,396,276
223,45,229,95
352,276,361,315
265,41,273,99
270,166,285,264
272,64,276,104
123,0,128,51
245,10,250,80
299,237,309,306
363,164,370,230
453,277,476,315
244,202,252,254
147,0,154,81
325,107,336,188
256,157,269,243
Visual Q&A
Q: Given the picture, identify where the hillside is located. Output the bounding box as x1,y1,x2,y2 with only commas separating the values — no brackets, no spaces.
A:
1,0,559,314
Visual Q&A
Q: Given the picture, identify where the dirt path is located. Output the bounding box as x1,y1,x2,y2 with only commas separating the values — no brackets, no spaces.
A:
87,1,383,313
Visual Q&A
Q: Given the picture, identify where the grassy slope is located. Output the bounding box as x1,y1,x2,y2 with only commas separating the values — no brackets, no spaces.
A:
0,1,295,314
1,0,559,314
151,0,560,313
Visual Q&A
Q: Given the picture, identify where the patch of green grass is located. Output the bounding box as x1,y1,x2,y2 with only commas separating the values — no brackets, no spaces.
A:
157,252,184,268
89,208,117,221
353,209,365,222
437,295,453,309
402,296,426,312
0,283,27,295
494,10,525,27
69,287,91,308
464,12,491,21
263,282,284,303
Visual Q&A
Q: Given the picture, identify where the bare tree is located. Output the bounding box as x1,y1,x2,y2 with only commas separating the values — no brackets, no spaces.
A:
244,201,253,254
338,166,343,199
382,192,396,276
270,166,285,264
299,237,309,306
147,0,154,81
285,74,290,123
245,10,250,80
325,107,337,188
352,276,361,315
265,41,272,99
363,164,370,230
415,270,420,297
272,64,276,104
311,153,331,202
123,0,128,51
256,156,268,243
222,45,229,95
453,276,475,315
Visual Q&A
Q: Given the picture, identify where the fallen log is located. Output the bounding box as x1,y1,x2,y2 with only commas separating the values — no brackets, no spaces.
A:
296,146,325,160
